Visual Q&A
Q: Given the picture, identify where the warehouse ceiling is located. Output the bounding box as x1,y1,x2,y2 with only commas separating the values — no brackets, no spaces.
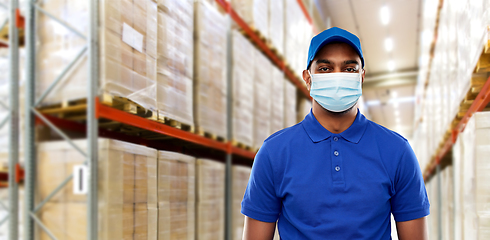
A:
314,0,421,139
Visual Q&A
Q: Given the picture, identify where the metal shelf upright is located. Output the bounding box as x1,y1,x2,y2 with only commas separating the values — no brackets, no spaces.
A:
23,0,99,238
1,0,22,239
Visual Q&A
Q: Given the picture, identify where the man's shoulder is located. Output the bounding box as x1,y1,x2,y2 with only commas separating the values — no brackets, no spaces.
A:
366,118,408,144
263,122,304,145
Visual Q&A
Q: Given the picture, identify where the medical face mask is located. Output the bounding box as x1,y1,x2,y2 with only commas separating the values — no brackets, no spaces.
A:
309,71,363,112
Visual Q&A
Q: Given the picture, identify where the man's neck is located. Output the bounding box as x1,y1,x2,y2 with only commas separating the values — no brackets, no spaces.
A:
311,101,358,134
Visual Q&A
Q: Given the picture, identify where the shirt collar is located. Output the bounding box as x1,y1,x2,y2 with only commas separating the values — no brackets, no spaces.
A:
301,108,368,144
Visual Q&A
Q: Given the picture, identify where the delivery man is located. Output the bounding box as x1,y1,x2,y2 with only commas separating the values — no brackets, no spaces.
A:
240,27,429,239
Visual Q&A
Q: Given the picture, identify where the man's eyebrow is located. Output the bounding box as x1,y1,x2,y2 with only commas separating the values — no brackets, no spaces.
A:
344,60,359,65
316,59,331,64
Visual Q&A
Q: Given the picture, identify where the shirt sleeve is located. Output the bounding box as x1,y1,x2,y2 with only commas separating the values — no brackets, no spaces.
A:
391,141,430,222
241,145,281,223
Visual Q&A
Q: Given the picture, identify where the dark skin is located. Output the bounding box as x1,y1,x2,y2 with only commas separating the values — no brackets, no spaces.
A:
242,42,428,240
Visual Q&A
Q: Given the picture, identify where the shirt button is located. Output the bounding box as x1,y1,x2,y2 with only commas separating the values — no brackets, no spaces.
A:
334,151,339,156
333,137,338,141
335,166,341,171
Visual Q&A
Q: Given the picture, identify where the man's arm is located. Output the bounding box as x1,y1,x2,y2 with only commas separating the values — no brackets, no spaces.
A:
396,216,428,240
242,216,276,240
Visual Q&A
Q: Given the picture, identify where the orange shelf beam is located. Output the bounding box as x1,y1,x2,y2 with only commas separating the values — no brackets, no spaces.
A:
96,98,230,153
424,75,490,181
36,99,257,161
230,145,256,160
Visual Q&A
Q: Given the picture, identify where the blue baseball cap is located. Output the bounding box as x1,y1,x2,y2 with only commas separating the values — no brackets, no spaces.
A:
306,27,364,69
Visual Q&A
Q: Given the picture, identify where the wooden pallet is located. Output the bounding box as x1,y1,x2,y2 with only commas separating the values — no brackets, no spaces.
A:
231,139,253,151
100,94,157,121
196,128,226,143
157,114,194,133
38,93,157,121
475,41,490,72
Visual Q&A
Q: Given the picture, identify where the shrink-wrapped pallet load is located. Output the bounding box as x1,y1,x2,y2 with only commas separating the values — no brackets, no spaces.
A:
440,166,453,240
284,80,297,127
451,112,490,239
157,150,196,240
269,0,284,56
270,66,284,134
196,159,225,240
36,139,158,240
231,0,269,40
156,0,194,127
253,50,272,150
194,0,228,139
37,0,159,113
231,30,254,148
475,112,490,239
461,116,477,240
446,165,455,240
452,135,464,240
231,165,251,240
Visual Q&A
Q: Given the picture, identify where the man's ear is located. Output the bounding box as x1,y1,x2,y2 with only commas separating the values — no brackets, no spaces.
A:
302,70,311,91
361,69,365,84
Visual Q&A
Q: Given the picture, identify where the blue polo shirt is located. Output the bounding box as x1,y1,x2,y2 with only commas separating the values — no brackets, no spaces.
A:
241,109,430,239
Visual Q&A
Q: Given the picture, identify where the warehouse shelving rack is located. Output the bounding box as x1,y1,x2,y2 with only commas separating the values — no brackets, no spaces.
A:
417,1,490,237
423,76,490,181
19,0,315,240
419,0,490,182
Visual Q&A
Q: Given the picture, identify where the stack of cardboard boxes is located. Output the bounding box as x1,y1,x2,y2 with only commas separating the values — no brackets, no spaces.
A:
157,151,196,239
196,159,225,240
193,0,228,139
37,139,158,239
231,165,251,240
231,30,255,148
156,0,194,126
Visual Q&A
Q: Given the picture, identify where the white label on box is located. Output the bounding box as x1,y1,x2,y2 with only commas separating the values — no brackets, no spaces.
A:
73,165,89,195
122,22,144,53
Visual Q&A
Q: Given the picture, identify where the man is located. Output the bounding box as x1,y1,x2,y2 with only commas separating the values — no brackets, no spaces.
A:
241,27,430,239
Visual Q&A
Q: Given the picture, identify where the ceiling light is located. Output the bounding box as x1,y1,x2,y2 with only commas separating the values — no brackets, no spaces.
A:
396,118,401,123
366,100,381,106
393,101,399,108
380,6,390,25
391,91,397,98
388,60,395,71
395,110,400,116
384,38,393,52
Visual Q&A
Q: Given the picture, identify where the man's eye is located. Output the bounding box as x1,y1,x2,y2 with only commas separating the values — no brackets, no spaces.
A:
345,68,356,72
319,67,330,72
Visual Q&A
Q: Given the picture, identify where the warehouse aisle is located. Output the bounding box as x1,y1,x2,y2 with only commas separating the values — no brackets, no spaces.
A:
0,0,489,239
